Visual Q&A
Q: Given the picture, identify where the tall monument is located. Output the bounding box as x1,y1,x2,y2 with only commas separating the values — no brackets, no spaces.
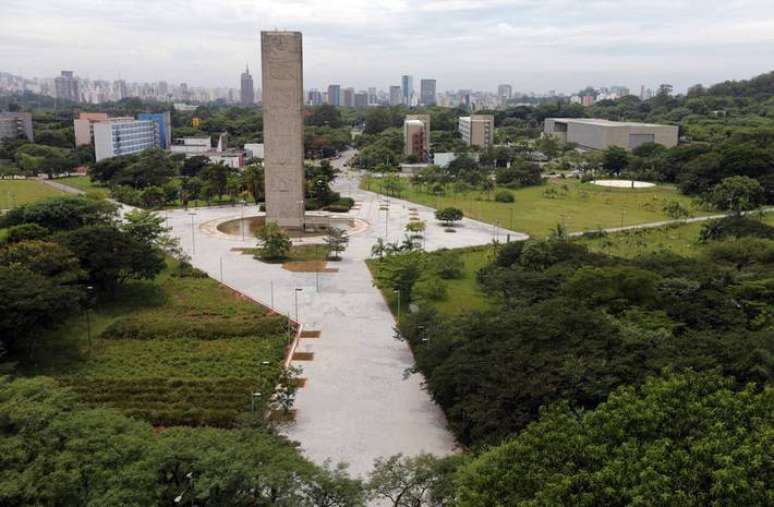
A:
261,31,305,229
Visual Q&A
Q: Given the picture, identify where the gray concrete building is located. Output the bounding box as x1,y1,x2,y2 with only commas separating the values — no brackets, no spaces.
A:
240,65,255,106
0,112,34,142
401,75,413,106
389,85,402,106
54,70,79,102
261,31,305,229
327,84,341,106
420,79,436,106
543,118,679,151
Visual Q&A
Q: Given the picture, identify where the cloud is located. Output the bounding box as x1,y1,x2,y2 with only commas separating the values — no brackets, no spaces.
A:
1,0,773,93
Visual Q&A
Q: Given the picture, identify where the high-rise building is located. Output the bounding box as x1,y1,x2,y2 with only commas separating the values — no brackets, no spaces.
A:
307,89,323,105
0,112,34,142
497,84,512,104
138,112,172,149
401,75,413,106
74,112,110,146
240,65,255,106
658,83,674,96
342,87,355,108
420,79,436,106
389,85,402,106
403,114,430,161
368,87,377,105
93,119,160,162
354,92,368,109
113,80,128,100
158,81,169,99
54,70,79,102
459,114,494,148
327,84,341,106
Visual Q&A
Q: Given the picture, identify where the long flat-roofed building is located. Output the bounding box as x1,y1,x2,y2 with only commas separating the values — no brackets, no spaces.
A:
93,119,160,162
459,114,494,148
544,118,678,151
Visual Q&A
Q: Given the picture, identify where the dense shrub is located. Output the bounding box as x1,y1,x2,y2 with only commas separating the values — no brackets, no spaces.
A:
699,216,774,241
4,223,49,243
494,190,514,203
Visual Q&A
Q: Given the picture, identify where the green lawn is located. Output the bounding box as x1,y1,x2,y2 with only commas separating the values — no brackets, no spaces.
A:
371,215,774,318
18,260,291,428
0,179,64,209
577,213,774,258
58,175,111,198
363,177,711,238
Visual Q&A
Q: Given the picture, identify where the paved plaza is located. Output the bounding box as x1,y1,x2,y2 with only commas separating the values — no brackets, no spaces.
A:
164,152,528,477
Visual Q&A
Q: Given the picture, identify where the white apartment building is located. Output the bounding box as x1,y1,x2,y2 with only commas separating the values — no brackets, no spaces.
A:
459,114,494,148
93,119,160,162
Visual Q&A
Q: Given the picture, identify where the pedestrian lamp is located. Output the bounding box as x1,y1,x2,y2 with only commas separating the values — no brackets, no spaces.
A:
294,288,302,323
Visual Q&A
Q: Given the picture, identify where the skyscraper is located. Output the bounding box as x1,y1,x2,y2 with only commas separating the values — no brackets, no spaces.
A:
327,84,341,106
240,65,255,106
420,79,436,106
342,87,355,108
389,86,402,106
497,84,512,104
354,91,368,109
401,75,413,106
54,70,79,102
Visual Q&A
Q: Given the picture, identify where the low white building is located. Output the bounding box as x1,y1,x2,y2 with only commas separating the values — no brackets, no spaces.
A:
93,119,160,162
544,118,679,151
244,143,264,159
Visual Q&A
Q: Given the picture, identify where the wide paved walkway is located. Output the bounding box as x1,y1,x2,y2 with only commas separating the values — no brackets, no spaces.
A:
164,154,526,477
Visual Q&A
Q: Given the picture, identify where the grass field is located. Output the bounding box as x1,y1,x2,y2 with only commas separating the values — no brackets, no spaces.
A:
0,179,64,209
18,260,291,428
371,214,774,318
578,213,774,258
58,175,111,198
362,177,711,238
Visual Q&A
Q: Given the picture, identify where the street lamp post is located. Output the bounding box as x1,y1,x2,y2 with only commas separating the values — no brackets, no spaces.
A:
294,288,302,323
188,212,197,254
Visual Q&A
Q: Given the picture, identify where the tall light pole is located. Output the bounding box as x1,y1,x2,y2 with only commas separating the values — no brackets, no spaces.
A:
241,199,246,241
188,212,197,254
294,288,302,323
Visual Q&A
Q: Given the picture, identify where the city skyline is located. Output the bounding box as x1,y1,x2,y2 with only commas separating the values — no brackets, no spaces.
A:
3,0,774,94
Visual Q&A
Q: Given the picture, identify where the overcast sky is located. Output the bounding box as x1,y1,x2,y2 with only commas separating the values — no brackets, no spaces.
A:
2,0,774,94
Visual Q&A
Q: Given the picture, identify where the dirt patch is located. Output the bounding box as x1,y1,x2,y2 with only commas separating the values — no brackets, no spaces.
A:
300,330,321,338
292,351,314,361
282,260,327,272
268,409,297,423
293,378,308,387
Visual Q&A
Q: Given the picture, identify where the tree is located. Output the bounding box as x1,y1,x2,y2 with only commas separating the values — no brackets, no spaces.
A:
371,238,387,259
0,266,82,351
122,209,178,254
374,251,425,302
112,149,177,189
708,175,765,215
368,453,450,507
4,223,49,243
601,146,630,175
0,377,366,506
306,104,343,128
434,207,463,227
663,200,692,220
455,370,774,507
0,195,117,232
324,226,349,260
0,240,84,285
55,224,166,291
432,250,464,279
257,222,292,261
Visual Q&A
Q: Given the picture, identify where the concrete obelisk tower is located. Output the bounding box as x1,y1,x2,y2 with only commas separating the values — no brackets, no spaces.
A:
261,31,305,228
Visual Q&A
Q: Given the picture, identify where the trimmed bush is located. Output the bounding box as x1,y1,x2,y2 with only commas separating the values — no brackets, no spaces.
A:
494,191,515,203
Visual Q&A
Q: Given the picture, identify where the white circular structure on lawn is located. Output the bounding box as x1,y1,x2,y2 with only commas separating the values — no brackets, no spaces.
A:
591,179,655,188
